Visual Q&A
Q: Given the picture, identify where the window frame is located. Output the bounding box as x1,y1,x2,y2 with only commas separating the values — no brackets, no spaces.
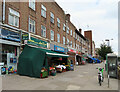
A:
8,8,20,27
50,30,54,41
70,41,72,47
50,12,54,24
67,26,69,34
29,0,35,11
67,38,69,45
63,36,65,45
29,18,35,33
63,23,65,31
57,33,60,43
41,4,46,18
41,25,46,37
57,18,60,28
70,30,72,36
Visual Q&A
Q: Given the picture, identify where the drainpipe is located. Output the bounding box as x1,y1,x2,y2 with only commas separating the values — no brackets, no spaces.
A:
2,0,5,24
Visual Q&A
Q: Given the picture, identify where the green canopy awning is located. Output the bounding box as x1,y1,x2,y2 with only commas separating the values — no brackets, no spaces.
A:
30,45,69,57
18,45,69,78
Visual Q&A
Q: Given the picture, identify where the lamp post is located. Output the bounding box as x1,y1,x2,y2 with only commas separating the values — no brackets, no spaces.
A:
105,39,113,47
105,38,113,88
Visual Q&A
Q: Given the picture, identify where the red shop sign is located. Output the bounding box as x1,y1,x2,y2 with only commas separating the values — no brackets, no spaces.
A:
69,49,76,53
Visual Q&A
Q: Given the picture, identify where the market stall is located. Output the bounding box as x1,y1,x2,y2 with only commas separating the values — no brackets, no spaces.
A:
17,45,69,78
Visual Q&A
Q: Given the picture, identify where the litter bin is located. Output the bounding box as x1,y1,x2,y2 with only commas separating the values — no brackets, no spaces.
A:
0,63,4,75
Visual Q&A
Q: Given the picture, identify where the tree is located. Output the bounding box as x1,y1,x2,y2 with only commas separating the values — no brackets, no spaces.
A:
97,44,113,60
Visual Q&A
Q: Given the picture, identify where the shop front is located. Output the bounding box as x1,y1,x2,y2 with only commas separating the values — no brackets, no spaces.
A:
0,27,20,74
67,48,76,65
76,51,84,65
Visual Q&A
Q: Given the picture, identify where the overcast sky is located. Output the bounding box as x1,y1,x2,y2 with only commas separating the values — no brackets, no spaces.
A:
55,0,118,55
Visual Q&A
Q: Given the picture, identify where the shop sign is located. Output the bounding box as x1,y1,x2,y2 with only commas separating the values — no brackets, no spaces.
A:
54,45,65,52
22,33,29,40
27,37,47,48
69,49,76,53
0,28,20,42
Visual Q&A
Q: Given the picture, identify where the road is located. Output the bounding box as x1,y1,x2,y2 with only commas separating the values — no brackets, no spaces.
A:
1,62,118,90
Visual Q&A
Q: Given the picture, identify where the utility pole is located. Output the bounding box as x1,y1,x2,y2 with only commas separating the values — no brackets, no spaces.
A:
108,62,110,88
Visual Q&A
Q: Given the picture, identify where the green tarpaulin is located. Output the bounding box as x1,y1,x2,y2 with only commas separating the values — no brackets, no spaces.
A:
17,45,69,78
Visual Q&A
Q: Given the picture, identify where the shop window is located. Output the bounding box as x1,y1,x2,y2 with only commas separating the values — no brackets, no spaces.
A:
57,33,60,43
51,30,54,41
41,4,46,18
8,8,20,27
29,18,35,33
63,36,65,45
63,23,65,31
67,26,69,34
29,0,35,11
2,44,17,64
57,18,60,28
50,12,54,24
41,25,46,37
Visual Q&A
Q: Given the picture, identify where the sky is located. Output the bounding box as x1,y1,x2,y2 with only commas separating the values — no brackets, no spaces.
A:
55,0,119,55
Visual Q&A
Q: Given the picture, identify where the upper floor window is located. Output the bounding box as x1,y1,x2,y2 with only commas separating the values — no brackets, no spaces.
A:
29,0,35,11
70,30,72,36
51,30,54,41
8,8,20,27
67,38,69,45
50,12,54,23
41,4,46,18
41,25,46,37
63,36,65,45
57,33,60,43
77,36,79,41
76,34,77,39
57,18,60,28
29,18,35,33
73,43,75,48
63,23,65,31
70,41,72,48
73,32,75,38
67,26,69,34
76,44,79,49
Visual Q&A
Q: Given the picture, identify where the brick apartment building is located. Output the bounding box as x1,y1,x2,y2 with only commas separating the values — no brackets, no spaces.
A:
84,30,92,55
0,1,92,67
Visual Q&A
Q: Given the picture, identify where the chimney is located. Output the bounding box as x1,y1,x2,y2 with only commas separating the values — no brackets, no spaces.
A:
65,14,70,21
79,28,82,34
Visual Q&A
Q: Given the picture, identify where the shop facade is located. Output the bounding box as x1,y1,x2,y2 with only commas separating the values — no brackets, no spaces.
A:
0,26,20,71
67,48,76,65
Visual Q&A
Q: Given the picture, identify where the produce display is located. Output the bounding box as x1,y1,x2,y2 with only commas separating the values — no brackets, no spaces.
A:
49,67,56,76
40,67,48,78
56,65,66,72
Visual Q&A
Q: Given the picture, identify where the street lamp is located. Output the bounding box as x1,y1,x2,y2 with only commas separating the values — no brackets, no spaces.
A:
105,38,113,47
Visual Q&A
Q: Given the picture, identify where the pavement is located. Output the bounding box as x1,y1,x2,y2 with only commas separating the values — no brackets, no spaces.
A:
1,62,119,90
